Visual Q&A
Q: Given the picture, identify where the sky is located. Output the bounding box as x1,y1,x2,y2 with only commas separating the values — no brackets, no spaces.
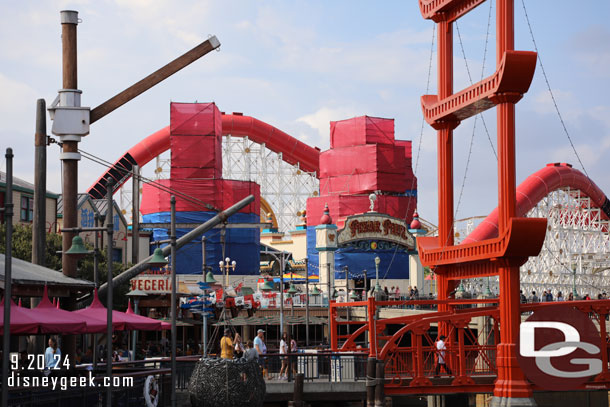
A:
1,0,609,227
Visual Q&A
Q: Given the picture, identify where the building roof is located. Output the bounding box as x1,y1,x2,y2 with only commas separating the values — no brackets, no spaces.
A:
57,193,91,216
57,194,128,227
0,171,59,198
0,254,94,290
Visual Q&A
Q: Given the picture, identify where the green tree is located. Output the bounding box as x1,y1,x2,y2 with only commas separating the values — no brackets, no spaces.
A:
0,223,131,310
0,223,62,270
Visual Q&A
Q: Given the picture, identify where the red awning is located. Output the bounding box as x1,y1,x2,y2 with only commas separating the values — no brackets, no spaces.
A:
35,286,91,334
75,289,162,331
125,301,169,330
0,298,40,334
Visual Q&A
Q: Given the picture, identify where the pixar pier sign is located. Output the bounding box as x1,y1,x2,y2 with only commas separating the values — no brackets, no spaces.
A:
337,213,415,250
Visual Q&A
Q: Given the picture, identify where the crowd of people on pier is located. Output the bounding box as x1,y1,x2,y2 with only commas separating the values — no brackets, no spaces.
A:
520,289,608,303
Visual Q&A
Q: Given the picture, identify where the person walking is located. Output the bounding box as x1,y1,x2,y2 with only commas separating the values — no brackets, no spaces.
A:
290,335,298,376
254,329,267,376
233,332,244,358
279,332,289,380
220,328,234,359
434,335,452,377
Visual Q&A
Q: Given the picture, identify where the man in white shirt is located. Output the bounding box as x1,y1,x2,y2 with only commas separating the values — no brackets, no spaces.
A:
434,335,452,377
253,329,267,375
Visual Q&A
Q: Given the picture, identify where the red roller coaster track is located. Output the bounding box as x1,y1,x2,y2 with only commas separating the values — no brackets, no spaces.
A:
87,113,321,199
462,163,610,244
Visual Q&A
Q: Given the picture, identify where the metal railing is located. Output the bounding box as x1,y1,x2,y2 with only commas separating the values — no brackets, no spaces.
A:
260,352,368,383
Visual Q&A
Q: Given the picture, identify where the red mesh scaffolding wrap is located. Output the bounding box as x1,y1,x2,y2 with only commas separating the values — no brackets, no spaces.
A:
319,173,411,195
140,178,260,215
170,103,222,136
170,103,223,179
170,134,221,179
330,116,395,149
306,195,416,227
319,144,407,178
395,140,413,168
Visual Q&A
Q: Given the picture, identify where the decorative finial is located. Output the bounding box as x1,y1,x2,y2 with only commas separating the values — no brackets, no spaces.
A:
410,209,422,230
320,203,332,225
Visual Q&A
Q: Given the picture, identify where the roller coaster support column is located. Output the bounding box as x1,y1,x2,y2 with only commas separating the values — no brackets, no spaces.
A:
435,16,458,338
491,0,535,405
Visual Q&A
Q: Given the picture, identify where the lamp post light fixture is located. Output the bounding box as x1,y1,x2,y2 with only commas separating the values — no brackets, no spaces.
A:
65,235,90,258
219,257,237,288
287,283,298,296
148,248,169,268
205,271,217,283
260,279,274,292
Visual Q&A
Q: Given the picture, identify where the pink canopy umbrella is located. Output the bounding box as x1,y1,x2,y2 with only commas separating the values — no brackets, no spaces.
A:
0,298,40,334
75,289,162,331
126,300,169,330
35,286,91,334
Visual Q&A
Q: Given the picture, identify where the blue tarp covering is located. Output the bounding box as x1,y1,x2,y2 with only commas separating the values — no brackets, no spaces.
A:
142,211,260,275
306,227,410,280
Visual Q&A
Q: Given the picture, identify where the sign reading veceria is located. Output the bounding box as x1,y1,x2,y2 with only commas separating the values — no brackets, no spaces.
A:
337,214,415,249
130,276,173,294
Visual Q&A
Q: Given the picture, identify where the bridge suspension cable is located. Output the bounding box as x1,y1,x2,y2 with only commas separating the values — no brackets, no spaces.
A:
519,0,589,178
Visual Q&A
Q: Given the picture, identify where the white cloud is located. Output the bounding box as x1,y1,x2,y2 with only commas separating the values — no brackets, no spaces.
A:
297,106,361,148
531,89,580,120
0,73,40,131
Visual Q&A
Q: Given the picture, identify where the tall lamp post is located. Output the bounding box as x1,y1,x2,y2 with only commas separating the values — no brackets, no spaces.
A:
145,199,175,407
203,270,217,356
374,256,382,295
65,177,115,406
219,257,237,288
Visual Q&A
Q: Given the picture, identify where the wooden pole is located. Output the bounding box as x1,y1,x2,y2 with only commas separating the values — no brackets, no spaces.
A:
375,359,385,407
291,373,304,407
31,98,47,354
33,99,47,265
90,36,220,124
59,9,81,367
366,357,376,407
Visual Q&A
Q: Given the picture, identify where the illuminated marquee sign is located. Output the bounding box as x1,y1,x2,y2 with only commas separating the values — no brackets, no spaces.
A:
337,214,415,249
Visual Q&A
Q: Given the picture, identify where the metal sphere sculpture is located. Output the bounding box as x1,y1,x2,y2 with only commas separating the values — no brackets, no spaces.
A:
188,357,266,407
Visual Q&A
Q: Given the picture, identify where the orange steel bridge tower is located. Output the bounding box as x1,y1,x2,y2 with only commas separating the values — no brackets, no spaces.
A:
417,0,546,404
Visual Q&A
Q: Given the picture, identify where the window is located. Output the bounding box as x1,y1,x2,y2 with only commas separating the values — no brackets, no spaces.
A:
20,195,33,222
112,248,123,264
